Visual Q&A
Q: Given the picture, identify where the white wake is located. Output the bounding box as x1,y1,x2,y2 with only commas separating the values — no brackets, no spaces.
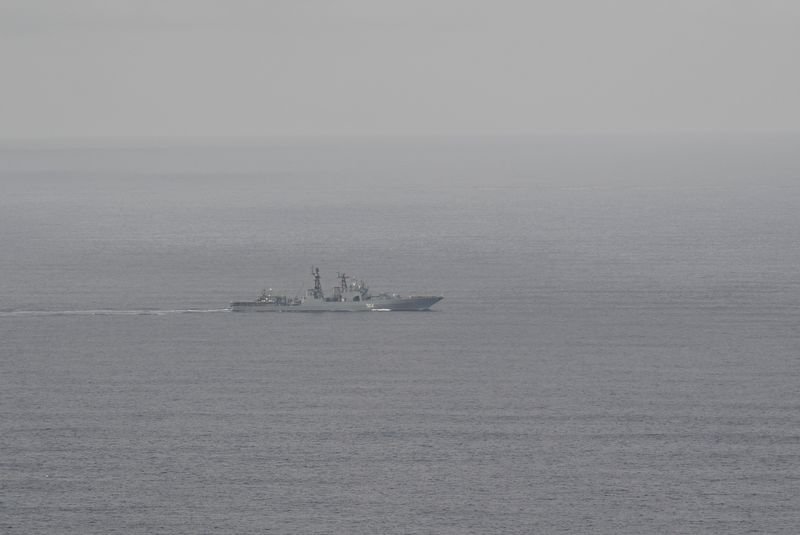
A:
0,308,231,317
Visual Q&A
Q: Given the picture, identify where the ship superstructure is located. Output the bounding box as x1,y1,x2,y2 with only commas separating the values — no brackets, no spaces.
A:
231,267,443,312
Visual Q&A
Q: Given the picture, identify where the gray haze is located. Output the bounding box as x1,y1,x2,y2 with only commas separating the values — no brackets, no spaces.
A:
3,3,800,533
2,0,799,139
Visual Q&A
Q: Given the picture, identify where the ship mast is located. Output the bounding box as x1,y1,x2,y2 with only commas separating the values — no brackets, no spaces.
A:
312,266,323,299
337,272,348,294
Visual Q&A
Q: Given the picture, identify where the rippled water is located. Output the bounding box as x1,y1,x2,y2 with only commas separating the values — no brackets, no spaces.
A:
2,138,799,533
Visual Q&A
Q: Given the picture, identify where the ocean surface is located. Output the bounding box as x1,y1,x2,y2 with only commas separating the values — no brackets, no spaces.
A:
2,136,799,533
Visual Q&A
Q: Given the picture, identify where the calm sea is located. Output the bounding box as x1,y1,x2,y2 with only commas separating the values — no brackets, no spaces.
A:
2,136,799,533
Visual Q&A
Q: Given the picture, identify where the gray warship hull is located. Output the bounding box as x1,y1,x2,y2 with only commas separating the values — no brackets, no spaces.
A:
231,295,442,312
231,267,442,312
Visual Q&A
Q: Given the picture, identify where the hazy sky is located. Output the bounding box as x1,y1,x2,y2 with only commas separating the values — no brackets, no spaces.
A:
2,0,799,139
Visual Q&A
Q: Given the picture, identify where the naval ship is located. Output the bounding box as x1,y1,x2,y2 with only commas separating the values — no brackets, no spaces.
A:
231,267,443,312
